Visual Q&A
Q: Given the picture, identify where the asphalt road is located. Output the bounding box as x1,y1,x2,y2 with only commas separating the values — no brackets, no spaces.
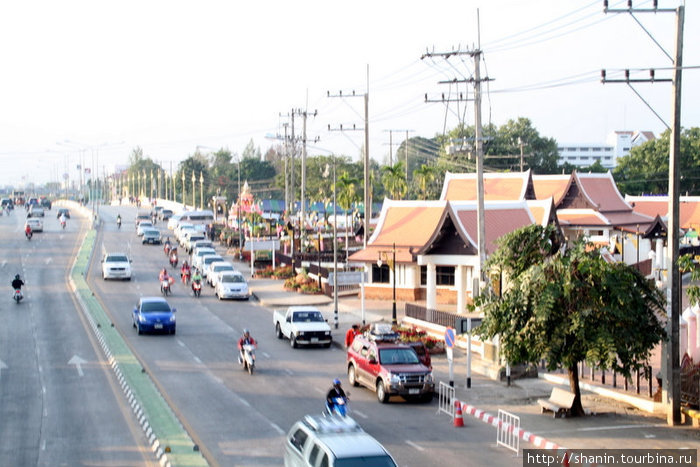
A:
0,207,155,466
90,205,521,467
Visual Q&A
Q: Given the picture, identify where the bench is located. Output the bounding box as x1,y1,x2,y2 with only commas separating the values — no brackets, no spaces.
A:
537,387,576,418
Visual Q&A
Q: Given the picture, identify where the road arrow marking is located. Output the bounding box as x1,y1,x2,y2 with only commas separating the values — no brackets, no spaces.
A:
68,355,87,376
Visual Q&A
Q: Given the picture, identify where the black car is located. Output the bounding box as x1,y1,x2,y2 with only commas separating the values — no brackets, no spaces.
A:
40,198,52,210
1,198,13,210
56,208,71,219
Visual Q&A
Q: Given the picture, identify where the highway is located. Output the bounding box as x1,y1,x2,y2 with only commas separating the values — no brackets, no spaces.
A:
0,207,155,466
0,203,520,466
89,205,520,467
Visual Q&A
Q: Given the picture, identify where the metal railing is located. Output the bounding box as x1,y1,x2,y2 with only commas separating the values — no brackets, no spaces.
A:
405,303,462,329
496,409,520,456
437,381,456,419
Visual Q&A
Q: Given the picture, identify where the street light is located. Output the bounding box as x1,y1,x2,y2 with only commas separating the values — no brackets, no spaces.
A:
199,171,204,210
181,171,186,207
191,170,196,208
377,242,397,325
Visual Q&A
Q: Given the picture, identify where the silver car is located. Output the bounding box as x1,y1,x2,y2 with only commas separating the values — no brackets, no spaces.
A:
141,228,162,244
215,272,249,300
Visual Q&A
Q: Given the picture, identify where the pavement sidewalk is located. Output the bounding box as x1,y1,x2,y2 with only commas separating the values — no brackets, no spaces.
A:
225,254,700,461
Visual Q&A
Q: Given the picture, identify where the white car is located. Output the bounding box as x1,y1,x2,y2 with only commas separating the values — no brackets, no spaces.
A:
183,231,206,253
192,247,217,271
175,223,196,245
167,214,183,230
200,255,224,278
215,271,249,300
136,221,153,236
207,261,236,287
25,218,44,232
102,253,132,280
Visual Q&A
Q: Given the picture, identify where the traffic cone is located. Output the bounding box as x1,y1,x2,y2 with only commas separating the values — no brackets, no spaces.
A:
453,401,464,428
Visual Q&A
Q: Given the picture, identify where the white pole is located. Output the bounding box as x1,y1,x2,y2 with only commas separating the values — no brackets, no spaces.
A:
250,237,255,278
467,318,473,389
361,270,366,325
272,243,276,272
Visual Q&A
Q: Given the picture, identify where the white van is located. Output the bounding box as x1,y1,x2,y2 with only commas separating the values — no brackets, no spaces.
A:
177,210,215,228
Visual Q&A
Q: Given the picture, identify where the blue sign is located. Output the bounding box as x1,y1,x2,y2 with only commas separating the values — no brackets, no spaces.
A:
445,327,455,348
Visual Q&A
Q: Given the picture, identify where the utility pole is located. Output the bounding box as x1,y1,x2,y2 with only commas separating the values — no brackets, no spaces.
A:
327,64,371,248
422,43,492,286
383,129,414,169
602,0,684,426
292,107,318,247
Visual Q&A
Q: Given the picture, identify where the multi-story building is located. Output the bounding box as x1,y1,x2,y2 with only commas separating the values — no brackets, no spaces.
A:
557,130,654,169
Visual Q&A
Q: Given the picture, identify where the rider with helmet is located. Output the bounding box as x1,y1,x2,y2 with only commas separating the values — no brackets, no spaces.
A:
326,379,348,414
237,329,257,364
11,274,24,291
116,213,122,228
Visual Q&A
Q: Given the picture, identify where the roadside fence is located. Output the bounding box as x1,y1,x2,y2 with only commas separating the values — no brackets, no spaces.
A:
437,381,455,419
496,409,520,456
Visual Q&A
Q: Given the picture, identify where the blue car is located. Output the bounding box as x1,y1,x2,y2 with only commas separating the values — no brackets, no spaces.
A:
132,297,177,335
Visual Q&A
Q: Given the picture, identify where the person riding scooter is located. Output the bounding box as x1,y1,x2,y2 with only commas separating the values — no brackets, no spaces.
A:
169,247,178,268
191,268,203,296
11,274,24,292
24,224,32,239
325,379,349,416
237,329,257,364
59,212,67,229
180,261,191,284
116,214,122,229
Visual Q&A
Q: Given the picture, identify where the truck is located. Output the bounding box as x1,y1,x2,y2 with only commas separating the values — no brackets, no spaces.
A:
273,306,332,348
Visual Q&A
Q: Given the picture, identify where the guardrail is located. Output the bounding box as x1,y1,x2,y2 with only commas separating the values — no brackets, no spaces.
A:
496,409,520,456
437,381,455,419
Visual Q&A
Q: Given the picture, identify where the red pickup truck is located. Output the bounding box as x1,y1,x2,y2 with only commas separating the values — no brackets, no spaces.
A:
347,333,434,403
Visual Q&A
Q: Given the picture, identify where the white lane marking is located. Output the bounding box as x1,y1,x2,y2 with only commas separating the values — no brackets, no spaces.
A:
284,368,294,376
68,355,87,377
0,360,7,380
45,258,52,265
261,352,270,358
644,434,656,438
577,424,665,432
353,410,368,419
269,422,285,435
314,388,324,395
177,340,186,347
237,396,251,408
405,440,425,451
193,356,202,364
0,260,6,268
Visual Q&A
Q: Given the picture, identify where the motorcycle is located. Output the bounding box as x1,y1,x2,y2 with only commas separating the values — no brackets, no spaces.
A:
326,396,349,417
164,242,172,255
117,218,122,229
181,269,191,285
160,278,172,296
240,343,256,375
169,250,178,268
191,279,202,297
25,230,32,241
60,219,66,229
13,289,23,304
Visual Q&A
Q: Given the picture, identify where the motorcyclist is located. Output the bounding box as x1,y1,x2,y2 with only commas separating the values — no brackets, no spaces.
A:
59,212,67,227
180,261,191,283
326,379,348,414
159,268,170,283
116,214,122,228
11,274,24,291
164,237,172,255
169,247,178,266
24,224,32,237
237,329,257,364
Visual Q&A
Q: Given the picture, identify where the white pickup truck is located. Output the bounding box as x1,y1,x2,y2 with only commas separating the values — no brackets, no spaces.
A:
273,306,333,348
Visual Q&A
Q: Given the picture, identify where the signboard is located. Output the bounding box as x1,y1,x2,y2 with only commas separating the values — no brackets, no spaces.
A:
327,271,365,286
456,317,483,334
444,327,456,348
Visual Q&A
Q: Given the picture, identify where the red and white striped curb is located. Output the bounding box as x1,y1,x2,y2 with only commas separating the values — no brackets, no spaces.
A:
456,401,598,467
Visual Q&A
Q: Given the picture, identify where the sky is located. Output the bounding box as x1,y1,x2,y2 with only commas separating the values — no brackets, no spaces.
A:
0,0,697,188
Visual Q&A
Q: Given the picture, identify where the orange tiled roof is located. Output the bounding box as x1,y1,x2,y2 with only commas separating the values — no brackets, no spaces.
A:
532,174,571,206
441,171,531,201
626,196,700,230
557,209,608,226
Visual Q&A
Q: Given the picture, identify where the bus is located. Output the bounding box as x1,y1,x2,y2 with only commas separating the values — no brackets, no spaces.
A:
177,210,215,227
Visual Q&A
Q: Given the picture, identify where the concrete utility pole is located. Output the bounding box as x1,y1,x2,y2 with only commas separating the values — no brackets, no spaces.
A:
422,44,492,285
327,65,371,248
602,0,684,426
292,108,318,247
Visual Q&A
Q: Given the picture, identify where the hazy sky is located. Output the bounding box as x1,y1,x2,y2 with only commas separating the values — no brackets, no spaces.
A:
0,0,697,187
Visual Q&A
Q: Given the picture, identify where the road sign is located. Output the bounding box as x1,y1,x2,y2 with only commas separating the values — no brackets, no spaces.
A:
328,271,364,286
444,327,456,348
456,317,483,334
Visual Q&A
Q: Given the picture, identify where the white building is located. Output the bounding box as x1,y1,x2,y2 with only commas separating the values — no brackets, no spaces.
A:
557,130,654,169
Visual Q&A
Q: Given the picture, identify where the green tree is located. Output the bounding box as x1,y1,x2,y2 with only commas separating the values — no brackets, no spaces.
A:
614,127,700,195
412,164,439,200
380,161,407,200
176,152,209,207
476,224,666,416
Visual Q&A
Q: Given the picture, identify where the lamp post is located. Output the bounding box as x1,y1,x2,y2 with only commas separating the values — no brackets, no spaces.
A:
191,170,196,208
636,224,640,272
181,171,186,207
237,156,242,260
332,157,339,329
199,171,204,210
377,242,397,325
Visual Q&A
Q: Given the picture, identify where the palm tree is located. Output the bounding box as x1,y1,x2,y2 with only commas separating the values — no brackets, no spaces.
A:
413,164,438,200
380,161,407,200
336,172,361,259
